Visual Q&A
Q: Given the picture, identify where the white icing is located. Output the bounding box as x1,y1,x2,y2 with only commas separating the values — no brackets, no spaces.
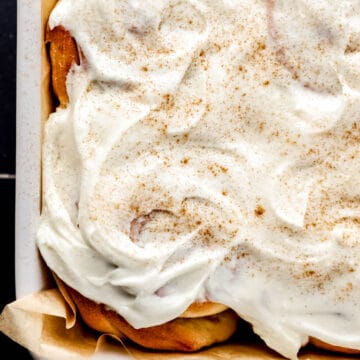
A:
38,1,360,359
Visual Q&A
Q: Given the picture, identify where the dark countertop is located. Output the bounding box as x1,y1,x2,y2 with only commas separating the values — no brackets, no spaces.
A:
0,1,33,358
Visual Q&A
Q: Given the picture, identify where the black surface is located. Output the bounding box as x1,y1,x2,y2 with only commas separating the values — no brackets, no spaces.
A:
0,180,32,359
0,1,16,174
0,1,33,358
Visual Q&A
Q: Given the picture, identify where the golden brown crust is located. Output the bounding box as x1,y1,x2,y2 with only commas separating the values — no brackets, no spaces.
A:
309,337,360,355
66,286,238,352
180,301,228,318
46,26,79,108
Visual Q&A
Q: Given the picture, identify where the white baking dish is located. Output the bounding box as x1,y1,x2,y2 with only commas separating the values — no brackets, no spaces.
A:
16,1,130,358
16,0,45,300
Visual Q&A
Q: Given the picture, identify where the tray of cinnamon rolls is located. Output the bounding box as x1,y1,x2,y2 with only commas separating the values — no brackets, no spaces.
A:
10,1,360,359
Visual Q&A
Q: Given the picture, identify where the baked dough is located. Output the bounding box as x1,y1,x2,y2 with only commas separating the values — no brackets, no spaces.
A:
66,285,238,352
46,25,79,107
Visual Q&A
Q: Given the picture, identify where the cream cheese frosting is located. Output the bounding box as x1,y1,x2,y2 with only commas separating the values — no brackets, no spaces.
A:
38,0,360,359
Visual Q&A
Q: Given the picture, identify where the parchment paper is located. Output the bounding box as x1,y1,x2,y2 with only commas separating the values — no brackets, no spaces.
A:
1,0,358,359
0,281,356,360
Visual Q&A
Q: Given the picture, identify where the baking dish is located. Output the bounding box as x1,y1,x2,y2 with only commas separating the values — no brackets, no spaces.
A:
12,0,359,359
